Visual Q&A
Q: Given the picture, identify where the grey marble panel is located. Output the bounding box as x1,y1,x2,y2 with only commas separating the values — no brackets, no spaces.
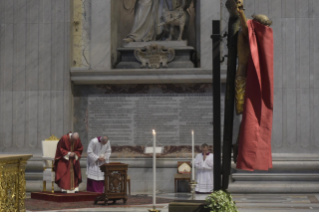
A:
50,91,57,136
286,89,297,147
56,0,64,23
309,18,314,89
56,91,64,137
3,92,13,148
283,19,296,89
255,0,269,17
91,0,111,71
199,0,219,70
299,19,310,89
64,0,70,23
55,23,65,91
0,25,5,150
26,91,38,148
295,18,300,89
13,91,26,148
14,0,26,24
296,0,310,18
282,0,296,18
27,0,39,24
26,24,39,91
313,89,319,147
272,88,283,149
270,0,282,19
299,89,310,148
313,0,319,18
38,0,43,24
4,24,13,91
0,0,5,24
38,91,51,141
272,19,283,89
42,0,51,23
39,23,51,91
51,0,57,23
13,24,26,92
5,0,13,24
51,23,57,91
313,19,319,88
64,22,71,132
244,0,255,18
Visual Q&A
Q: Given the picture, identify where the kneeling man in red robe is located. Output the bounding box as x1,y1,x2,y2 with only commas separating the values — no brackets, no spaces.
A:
54,132,83,193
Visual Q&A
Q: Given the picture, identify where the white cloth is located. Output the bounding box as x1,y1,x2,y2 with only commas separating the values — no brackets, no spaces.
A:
194,153,214,192
86,137,112,181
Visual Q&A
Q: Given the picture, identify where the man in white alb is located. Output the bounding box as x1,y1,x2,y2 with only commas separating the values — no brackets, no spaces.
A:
86,136,111,192
194,143,214,193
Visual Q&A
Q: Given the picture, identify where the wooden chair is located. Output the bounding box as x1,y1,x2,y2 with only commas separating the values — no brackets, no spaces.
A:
174,161,191,192
41,135,59,193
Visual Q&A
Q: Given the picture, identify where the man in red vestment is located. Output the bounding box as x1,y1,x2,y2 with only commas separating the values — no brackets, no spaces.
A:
54,132,83,193
235,2,274,171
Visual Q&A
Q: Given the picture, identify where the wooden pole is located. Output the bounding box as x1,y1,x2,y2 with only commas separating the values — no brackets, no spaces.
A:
222,0,240,190
211,20,221,191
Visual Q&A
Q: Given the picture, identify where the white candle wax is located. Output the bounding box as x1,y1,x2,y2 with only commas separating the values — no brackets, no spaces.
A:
192,130,195,181
152,129,156,207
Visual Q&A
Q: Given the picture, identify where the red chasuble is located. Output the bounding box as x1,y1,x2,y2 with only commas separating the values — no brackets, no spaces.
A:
54,134,84,190
236,20,274,171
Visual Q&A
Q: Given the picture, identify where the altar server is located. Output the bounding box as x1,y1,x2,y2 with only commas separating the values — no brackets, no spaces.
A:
194,143,214,193
54,132,83,193
86,136,112,193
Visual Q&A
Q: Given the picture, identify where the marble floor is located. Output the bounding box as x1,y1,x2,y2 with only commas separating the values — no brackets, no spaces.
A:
26,193,319,212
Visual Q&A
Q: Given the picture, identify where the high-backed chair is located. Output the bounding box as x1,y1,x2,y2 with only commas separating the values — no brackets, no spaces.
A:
174,161,192,192
42,135,59,193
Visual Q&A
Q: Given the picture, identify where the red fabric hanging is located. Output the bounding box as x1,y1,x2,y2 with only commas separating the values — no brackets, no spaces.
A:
236,20,274,171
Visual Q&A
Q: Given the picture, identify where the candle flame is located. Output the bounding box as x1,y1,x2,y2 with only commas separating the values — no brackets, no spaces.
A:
192,130,194,134
153,129,156,135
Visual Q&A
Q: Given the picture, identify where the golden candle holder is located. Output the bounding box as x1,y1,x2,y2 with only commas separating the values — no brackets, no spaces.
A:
189,181,197,200
148,208,161,212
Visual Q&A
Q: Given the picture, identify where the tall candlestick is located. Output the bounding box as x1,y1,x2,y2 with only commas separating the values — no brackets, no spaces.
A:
192,130,195,181
152,129,156,208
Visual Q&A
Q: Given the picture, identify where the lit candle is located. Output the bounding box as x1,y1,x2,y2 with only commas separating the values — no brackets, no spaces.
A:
152,129,156,208
192,130,195,181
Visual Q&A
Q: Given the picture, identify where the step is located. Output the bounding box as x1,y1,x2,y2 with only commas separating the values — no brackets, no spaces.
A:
228,181,319,193
232,173,319,181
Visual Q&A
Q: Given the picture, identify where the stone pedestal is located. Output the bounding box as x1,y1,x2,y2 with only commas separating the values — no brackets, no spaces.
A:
116,41,195,69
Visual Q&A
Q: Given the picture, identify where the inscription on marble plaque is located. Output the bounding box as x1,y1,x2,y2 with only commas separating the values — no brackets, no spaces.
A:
88,94,221,145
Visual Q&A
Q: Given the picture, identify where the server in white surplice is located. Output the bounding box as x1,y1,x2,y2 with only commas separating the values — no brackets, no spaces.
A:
194,143,214,193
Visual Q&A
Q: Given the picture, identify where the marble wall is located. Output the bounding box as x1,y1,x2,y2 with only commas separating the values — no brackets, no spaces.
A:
0,0,72,153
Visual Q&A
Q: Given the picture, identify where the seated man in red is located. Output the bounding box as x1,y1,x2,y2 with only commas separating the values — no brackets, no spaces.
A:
54,132,83,193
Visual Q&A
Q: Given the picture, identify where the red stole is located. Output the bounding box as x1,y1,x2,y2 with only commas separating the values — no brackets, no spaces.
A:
54,134,83,190
236,20,274,171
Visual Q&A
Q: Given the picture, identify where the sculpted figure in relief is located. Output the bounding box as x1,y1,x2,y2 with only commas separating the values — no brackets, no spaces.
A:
123,0,192,42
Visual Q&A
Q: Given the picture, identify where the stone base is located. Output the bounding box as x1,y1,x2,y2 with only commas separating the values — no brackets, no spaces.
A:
168,200,208,212
116,41,196,69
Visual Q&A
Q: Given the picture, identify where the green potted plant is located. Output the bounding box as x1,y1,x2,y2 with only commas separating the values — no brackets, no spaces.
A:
205,190,238,212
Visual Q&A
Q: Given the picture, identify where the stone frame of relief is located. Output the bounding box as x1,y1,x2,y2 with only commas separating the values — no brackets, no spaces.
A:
113,0,198,69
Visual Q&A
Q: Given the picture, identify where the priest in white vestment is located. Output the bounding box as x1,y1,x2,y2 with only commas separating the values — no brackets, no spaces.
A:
194,143,214,193
86,136,111,193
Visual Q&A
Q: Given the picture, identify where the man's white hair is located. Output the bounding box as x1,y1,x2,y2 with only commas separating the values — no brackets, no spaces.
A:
71,132,79,139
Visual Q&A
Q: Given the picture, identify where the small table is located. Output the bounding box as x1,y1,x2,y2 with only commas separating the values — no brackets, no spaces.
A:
94,163,128,205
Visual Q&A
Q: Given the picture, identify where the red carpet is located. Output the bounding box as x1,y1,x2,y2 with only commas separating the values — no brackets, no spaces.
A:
31,191,101,202
26,195,171,211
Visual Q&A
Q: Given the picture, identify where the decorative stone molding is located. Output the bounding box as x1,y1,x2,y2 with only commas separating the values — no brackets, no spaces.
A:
134,44,175,69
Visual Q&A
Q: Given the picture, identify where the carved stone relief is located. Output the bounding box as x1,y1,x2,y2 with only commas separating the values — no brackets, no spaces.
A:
134,44,175,68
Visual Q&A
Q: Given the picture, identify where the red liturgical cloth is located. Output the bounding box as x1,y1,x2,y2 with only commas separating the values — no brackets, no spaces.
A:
236,20,274,171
